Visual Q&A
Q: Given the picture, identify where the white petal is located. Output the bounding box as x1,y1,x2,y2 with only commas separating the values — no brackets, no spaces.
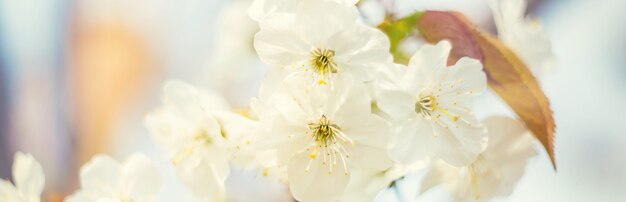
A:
253,15,309,68
339,169,387,202
330,77,371,120
418,161,457,195
346,143,392,171
79,155,122,193
340,116,392,171
376,89,417,121
247,0,299,21
162,80,230,113
0,180,20,201
482,116,537,197
330,25,392,81
288,153,350,202
295,0,358,44
433,124,487,167
491,0,556,74
389,119,434,164
120,154,162,198
176,152,229,200
446,57,487,95
12,152,44,198
403,41,452,93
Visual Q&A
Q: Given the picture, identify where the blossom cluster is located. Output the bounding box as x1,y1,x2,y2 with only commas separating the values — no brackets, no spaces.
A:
1,0,555,201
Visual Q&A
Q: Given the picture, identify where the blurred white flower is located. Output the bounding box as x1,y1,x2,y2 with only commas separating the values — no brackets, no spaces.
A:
207,0,266,107
253,0,393,84
65,154,162,202
144,80,257,201
377,41,487,166
0,152,44,202
419,116,538,201
339,161,428,202
248,0,358,22
490,0,557,75
251,76,392,202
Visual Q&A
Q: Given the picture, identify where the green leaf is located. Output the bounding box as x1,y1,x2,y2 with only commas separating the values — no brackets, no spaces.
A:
378,12,423,64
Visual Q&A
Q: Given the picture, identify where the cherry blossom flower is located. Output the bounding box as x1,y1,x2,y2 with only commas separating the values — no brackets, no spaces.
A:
490,0,557,75
65,154,162,202
0,152,44,202
253,0,393,85
251,76,392,201
144,80,257,201
377,41,488,166
419,116,538,201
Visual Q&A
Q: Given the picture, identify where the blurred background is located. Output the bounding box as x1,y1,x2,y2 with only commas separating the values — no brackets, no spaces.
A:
0,0,624,201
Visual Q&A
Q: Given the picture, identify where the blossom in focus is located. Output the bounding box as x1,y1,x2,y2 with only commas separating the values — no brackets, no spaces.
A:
251,76,392,201
0,152,44,202
253,0,393,85
490,0,557,75
419,116,538,201
65,154,162,202
144,80,257,201
377,41,488,166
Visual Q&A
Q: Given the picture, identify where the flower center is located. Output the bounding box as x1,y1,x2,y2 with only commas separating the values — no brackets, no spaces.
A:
309,48,338,84
415,95,436,116
172,130,214,165
304,115,352,175
415,94,463,133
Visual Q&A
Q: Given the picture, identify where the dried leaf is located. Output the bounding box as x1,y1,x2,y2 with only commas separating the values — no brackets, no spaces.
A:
416,11,556,169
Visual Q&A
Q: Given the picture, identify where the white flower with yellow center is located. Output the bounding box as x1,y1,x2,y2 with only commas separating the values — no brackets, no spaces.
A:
253,0,393,85
251,76,392,202
0,152,44,202
490,0,557,75
377,41,487,166
65,154,162,202
144,80,257,201
419,116,538,201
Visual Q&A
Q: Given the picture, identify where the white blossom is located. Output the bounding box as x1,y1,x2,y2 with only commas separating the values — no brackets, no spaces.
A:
208,0,266,107
65,154,162,202
253,0,393,85
490,0,557,75
419,116,538,201
377,41,488,166
144,80,257,201
252,75,392,202
0,152,44,202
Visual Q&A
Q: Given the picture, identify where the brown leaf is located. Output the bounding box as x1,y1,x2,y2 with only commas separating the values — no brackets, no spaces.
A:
417,11,556,169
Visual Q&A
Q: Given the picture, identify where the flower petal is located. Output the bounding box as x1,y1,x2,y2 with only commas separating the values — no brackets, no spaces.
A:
0,179,20,201
12,152,45,198
294,0,358,45
376,89,417,121
288,152,350,202
403,41,452,93
254,14,309,68
79,155,122,194
432,124,487,166
120,154,162,198
388,119,434,164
